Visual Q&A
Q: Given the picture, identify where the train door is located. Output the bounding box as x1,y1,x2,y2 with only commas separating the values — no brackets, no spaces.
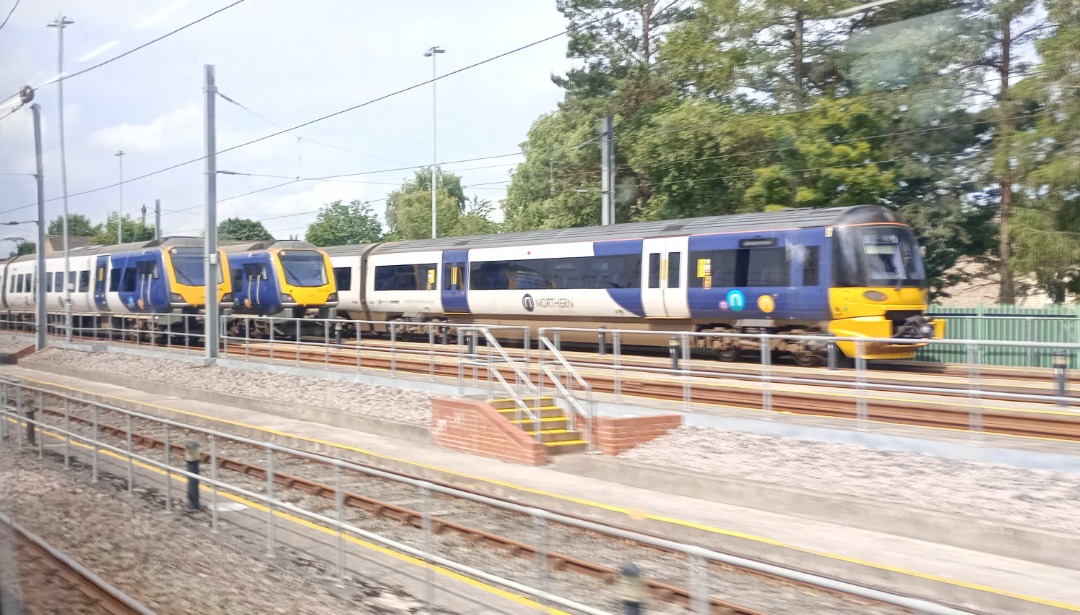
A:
641,237,690,318
94,255,109,310
440,250,469,314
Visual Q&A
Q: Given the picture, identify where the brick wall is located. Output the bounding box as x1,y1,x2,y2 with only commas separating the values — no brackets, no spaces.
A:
431,398,547,466
587,414,682,456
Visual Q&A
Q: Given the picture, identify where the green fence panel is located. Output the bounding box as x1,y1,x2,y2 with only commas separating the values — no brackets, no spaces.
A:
916,304,1080,368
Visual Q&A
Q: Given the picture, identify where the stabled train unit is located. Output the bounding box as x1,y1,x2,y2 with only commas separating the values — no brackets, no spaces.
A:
0,237,230,337
326,205,944,364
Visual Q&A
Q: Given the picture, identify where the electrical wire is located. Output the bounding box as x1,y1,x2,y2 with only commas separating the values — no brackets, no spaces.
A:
0,4,635,216
0,0,20,32
36,0,247,90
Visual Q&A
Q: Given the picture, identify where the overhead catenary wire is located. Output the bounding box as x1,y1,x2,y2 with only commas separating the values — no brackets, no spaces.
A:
0,0,20,32
1,3,642,217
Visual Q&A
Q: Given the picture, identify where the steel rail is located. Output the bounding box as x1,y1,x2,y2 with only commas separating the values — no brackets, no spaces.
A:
0,511,157,615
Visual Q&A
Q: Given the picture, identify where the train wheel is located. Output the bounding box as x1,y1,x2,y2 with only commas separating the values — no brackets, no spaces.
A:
791,352,820,368
717,348,740,362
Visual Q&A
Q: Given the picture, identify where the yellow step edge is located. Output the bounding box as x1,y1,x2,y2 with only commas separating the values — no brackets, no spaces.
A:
497,406,562,412
543,440,588,447
489,398,554,403
509,417,566,424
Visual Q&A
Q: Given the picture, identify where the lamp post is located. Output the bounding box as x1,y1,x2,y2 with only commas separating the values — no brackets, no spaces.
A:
423,45,445,240
115,150,125,244
47,14,74,343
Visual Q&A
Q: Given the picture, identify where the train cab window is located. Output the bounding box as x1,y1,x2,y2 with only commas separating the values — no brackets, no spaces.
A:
79,271,90,292
333,267,353,292
109,269,122,292
648,254,661,288
121,268,138,293
243,263,268,281
137,261,159,279
802,247,820,287
667,253,681,289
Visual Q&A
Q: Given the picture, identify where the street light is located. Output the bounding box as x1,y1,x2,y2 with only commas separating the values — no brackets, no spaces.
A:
423,45,445,240
47,14,74,343
115,150,125,243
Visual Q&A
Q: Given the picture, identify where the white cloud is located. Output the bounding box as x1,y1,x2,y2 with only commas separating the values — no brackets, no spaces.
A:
88,103,202,154
136,1,188,29
77,41,121,63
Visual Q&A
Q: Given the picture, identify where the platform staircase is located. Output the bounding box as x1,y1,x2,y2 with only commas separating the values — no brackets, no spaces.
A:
490,396,588,455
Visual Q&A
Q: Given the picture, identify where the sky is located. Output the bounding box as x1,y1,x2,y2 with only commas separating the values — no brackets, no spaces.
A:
0,0,573,246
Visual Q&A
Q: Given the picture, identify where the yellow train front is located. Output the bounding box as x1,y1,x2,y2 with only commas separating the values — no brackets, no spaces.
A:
221,240,337,319
823,216,945,360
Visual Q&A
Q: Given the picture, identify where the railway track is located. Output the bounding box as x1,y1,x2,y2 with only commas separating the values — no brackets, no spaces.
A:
25,397,918,615
230,342,1080,442
0,512,155,615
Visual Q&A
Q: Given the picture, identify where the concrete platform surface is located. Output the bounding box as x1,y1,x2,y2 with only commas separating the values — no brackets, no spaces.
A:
4,362,1080,615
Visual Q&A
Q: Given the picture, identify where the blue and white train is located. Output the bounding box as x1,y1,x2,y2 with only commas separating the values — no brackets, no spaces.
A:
325,205,943,364
0,237,229,338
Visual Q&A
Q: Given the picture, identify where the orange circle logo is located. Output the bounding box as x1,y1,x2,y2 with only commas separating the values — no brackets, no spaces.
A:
757,295,775,313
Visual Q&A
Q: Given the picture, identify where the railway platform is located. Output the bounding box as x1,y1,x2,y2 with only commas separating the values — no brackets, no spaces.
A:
4,359,1080,615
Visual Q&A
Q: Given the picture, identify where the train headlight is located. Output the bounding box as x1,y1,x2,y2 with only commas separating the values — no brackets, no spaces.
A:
919,323,936,338
170,293,184,303
863,290,888,302
327,293,338,302
280,293,295,303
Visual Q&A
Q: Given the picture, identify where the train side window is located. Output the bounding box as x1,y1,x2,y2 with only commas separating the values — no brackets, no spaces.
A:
802,247,819,287
374,263,437,291
667,253,681,289
137,261,158,279
333,266,353,291
109,269,122,292
746,248,790,287
79,271,90,292
46,273,53,293
231,267,244,289
16,274,23,294
648,254,661,288
688,250,738,288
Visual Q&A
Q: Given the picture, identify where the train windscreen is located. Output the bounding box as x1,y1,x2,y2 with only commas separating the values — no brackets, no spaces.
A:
834,226,926,288
278,250,329,287
171,251,206,286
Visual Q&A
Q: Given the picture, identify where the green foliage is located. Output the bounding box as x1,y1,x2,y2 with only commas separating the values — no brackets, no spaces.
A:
47,214,95,237
218,217,274,242
305,200,383,246
10,241,34,257
91,214,156,246
384,169,499,240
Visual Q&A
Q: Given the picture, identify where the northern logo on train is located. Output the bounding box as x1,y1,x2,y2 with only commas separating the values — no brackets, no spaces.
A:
724,289,746,312
522,294,535,312
757,294,775,314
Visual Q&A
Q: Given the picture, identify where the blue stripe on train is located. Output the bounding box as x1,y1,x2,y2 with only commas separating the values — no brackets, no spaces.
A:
594,239,645,317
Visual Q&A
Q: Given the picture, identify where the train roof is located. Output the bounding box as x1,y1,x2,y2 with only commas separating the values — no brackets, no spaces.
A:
323,205,903,256
4,236,203,265
220,240,318,253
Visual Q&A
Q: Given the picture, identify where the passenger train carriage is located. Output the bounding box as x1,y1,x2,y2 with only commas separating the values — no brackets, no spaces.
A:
326,205,943,363
222,240,337,336
0,237,230,338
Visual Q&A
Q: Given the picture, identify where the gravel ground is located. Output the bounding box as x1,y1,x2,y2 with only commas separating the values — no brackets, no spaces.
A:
0,339,34,353
0,447,446,615
621,426,1080,531
29,347,433,424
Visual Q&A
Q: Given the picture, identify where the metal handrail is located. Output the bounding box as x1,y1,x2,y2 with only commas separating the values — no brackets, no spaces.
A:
538,334,594,443
456,326,541,434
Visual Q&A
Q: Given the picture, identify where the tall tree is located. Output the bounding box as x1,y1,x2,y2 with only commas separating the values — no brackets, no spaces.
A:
383,169,497,240
218,217,273,242
91,214,155,245
9,241,35,257
305,200,383,246
47,214,95,237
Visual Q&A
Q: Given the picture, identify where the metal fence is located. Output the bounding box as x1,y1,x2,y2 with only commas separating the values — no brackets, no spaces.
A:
922,305,1080,367
0,378,972,615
